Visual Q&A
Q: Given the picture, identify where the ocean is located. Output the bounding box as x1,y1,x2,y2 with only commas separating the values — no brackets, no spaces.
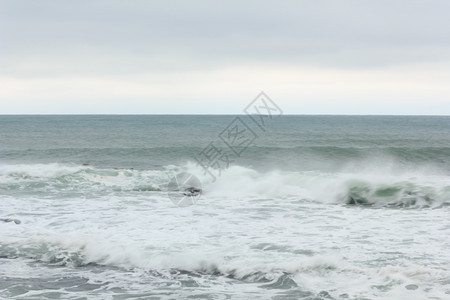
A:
0,115,449,299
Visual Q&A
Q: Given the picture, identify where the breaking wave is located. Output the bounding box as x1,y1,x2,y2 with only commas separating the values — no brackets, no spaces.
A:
1,235,447,296
1,162,449,208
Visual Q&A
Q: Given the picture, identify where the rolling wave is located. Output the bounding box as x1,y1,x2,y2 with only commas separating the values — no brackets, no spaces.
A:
1,162,449,208
1,235,446,295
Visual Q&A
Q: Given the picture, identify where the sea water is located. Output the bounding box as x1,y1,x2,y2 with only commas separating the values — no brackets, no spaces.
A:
0,115,449,299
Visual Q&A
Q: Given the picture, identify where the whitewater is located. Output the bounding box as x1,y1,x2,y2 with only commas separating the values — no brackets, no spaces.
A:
1,115,449,299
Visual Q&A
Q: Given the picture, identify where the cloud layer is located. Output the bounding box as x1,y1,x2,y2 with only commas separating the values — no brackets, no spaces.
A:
1,0,449,114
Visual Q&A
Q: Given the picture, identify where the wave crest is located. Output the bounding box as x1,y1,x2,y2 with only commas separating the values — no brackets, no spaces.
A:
1,163,449,208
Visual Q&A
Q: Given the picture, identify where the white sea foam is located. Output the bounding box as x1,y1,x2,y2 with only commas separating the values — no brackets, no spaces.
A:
1,162,450,299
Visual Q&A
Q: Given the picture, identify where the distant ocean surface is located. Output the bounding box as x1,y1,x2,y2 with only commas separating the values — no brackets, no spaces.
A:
1,115,449,299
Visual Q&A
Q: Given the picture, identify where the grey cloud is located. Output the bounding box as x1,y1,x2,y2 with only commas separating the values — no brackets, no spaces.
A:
1,0,450,77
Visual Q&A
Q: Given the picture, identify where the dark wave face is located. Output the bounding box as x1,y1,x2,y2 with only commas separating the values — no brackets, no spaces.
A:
1,115,450,299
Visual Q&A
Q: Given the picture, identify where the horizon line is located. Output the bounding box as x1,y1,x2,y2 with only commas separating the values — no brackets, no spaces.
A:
1,113,450,117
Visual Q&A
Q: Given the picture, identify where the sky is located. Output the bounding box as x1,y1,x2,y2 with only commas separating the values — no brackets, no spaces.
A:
0,0,449,114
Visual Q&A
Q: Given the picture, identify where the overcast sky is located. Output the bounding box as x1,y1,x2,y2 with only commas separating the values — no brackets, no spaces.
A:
1,0,449,114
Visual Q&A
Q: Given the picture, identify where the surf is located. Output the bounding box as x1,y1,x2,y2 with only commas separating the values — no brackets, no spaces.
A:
1,162,449,208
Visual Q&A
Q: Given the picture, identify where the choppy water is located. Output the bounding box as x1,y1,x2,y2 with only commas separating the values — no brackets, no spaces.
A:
1,115,449,299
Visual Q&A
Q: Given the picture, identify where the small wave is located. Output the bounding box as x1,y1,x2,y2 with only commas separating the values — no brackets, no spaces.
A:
0,163,169,195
